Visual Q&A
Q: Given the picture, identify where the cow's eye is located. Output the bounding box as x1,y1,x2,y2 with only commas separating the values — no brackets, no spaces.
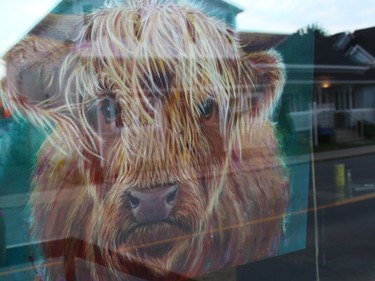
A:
199,98,214,119
100,97,117,124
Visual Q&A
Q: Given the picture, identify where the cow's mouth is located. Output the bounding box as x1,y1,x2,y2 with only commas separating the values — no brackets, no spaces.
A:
117,221,190,259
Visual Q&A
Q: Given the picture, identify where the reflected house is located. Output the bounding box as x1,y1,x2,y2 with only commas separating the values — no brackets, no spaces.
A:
239,27,375,147
314,27,375,144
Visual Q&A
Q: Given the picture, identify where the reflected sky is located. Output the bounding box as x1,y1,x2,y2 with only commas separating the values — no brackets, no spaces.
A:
234,0,375,34
0,0,374,59
0,0,61,57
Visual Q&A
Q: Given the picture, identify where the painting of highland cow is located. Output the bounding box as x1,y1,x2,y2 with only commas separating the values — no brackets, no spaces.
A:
0,1,311,280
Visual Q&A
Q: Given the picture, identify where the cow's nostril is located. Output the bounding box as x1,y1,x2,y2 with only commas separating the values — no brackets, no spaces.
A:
128,194,140,209
166,187,178,205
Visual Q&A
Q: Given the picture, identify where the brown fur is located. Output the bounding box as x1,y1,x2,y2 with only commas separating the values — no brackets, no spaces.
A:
1,2,289,280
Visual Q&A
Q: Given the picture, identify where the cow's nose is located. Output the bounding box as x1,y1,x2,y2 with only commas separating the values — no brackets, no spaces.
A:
128,184,179,224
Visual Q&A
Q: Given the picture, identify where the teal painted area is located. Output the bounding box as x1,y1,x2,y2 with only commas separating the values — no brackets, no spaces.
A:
0,118,46,264
275,31,315,254
0,212,5,265
0,119,45,196
279,162,311,254
0,260,38,281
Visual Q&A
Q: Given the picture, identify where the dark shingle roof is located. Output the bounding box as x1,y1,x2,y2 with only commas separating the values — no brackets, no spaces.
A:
239,32,288,52
353,27,375,57
314,32,363,67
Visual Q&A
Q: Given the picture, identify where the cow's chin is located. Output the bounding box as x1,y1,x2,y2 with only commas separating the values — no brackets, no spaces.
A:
117,221,191,261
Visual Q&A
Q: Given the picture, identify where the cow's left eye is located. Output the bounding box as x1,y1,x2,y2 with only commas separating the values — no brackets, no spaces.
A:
199,99,214,119
100,98,117,124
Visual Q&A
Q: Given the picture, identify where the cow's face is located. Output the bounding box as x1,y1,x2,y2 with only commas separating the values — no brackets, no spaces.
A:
1,2,288,280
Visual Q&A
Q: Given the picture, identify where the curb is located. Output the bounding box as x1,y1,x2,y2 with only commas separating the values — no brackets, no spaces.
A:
314,145,375,162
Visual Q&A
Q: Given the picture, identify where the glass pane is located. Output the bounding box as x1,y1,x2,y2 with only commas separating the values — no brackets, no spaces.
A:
1,1,374,281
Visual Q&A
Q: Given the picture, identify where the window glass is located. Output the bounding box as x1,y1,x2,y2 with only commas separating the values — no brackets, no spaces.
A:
0,1,374,281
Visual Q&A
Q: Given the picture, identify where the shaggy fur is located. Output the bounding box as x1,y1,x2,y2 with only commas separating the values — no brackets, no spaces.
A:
1,1,289,280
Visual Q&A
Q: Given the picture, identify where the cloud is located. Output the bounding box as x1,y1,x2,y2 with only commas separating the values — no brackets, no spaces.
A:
233,0,375,34
0,0,61,56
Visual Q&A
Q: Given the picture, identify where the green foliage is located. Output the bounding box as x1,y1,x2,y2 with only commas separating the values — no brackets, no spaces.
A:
296,23,328,36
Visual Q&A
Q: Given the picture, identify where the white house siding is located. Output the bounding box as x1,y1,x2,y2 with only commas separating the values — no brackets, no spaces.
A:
355,86,375,109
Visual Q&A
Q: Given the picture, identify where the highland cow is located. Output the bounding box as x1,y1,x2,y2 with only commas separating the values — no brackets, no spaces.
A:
1,1,289,280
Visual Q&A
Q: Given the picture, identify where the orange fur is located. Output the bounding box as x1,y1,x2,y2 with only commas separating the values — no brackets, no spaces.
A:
1,2,288,280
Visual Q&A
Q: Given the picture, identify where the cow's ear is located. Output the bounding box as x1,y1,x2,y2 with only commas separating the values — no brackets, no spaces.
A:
1,35,77,153
242,50,285,120
0,14,89,155
222,50,285,158
2,35,71,106
1,13,83,113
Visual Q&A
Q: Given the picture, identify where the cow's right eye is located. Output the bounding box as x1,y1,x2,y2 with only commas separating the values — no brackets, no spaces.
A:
199,98,214,119
100,97,117,124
